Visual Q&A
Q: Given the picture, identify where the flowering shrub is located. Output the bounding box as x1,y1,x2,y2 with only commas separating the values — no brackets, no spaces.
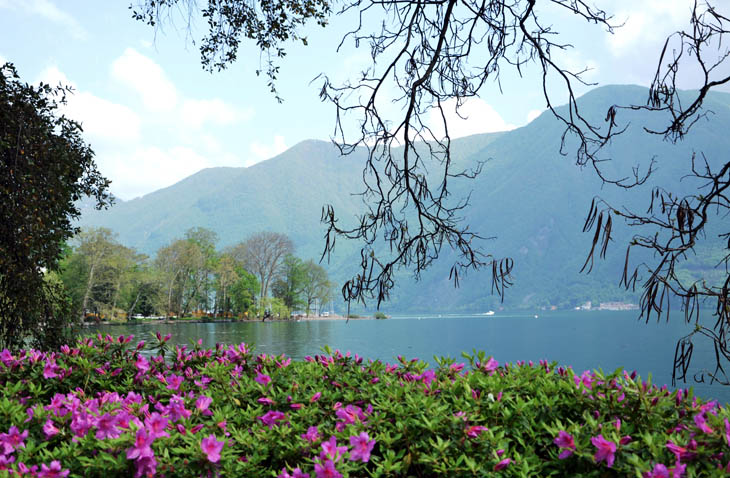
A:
0,334,727,476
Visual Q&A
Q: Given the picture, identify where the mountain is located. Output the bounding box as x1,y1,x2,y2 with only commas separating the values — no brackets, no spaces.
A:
78,85,730,313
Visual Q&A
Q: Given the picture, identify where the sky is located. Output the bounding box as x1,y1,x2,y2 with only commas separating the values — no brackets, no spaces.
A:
0,0,701,200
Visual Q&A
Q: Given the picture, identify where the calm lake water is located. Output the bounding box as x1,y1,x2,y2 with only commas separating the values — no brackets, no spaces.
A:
91,310,730,404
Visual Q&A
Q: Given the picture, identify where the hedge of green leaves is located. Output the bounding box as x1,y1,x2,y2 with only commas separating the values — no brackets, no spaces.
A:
0,333,727,477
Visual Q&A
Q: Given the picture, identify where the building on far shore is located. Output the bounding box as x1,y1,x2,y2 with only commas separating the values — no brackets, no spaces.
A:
597,302,638,311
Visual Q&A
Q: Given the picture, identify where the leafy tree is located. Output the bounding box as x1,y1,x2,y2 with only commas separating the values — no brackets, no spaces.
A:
272,255,307,310
0,63,110,349
214,253,239,317
229,268,260,316
301,260,332,316
231,232,294,311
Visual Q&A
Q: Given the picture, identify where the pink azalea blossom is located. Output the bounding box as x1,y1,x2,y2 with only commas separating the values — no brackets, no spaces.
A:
320,436,348,463
0,426,28,454
258,410,287,429
201,434,225,463
301,426,321,443
349,432,376,462
554,431,575,459
310,392,322,403
255,372,272,386
196,395,213,414
725,418,730,446
258,397,274,406
591,434,617,467
0,454,14,470
37,460,69,478
482,357,499,374
314,459,341,478
493,458,511,471
144,413,170,439
126,429,154,460
95,413,121,440
466,425,488,438
694,413,714,434
166,374,184,391
43,419,60,439
280,467,310,478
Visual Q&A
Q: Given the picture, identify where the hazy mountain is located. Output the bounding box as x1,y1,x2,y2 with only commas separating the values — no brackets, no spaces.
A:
78,85,730,313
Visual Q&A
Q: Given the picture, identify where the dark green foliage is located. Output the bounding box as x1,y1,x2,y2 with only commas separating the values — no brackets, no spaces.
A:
0,63,111,349
132,0,332,99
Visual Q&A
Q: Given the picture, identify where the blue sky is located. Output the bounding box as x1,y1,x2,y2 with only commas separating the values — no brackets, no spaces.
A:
0,0,696,199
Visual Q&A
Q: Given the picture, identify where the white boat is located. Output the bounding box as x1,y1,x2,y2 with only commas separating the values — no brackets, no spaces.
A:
482,311,495,316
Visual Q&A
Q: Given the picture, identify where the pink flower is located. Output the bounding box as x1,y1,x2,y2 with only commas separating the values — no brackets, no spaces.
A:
280,467,310,478
314,459,341,478
258,397,274,406
43,419,60,439
201,434,225,463
494,458,511,471
310,392,322,403
255,372,272,386
196,395,213,414
37,460,69,478
466,425,488,438
554,431,575,459
591,435,617,467
0,455,14,470
135,355,149,374
479,357,499,374
95,413,121,440
166,374,184,391
349,432,376,462
646,463,669,478
144,413,170,439
301,426,320,443
693,413,714,434
725,418,730,445
126,429,154,460
320,436,348,463
450,363,465,372
43,361,59,379
258,410,287,429
0,426,28,454
133,455,157,478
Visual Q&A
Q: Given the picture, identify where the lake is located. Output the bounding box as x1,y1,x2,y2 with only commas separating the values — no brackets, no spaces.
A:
90,310,730,404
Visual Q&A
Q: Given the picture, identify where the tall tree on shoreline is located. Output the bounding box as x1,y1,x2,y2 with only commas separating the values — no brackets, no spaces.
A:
232,232,294,311
0,63,111,349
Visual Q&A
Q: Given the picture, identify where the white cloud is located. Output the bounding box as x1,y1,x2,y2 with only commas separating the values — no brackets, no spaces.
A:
37,66,141,142
100,146,214,199
607,0,691,57
429,97,516,140
111,48,178,112
249,136,287,165
526,109,543,123
0,0,86,39
180,98,253,129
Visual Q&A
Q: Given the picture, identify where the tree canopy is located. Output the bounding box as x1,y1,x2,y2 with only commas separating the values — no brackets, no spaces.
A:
0,63,111,349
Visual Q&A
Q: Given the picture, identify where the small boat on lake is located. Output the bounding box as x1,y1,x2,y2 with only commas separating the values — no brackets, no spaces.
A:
482,311,495,316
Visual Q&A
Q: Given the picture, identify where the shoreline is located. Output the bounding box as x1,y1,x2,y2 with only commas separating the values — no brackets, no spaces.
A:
82,314,376,326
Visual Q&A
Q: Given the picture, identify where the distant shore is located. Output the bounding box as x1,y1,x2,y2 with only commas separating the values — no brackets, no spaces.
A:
81,314,377,326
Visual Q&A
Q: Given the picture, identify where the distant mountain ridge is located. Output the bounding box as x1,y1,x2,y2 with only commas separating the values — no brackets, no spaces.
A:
78,85,730,313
